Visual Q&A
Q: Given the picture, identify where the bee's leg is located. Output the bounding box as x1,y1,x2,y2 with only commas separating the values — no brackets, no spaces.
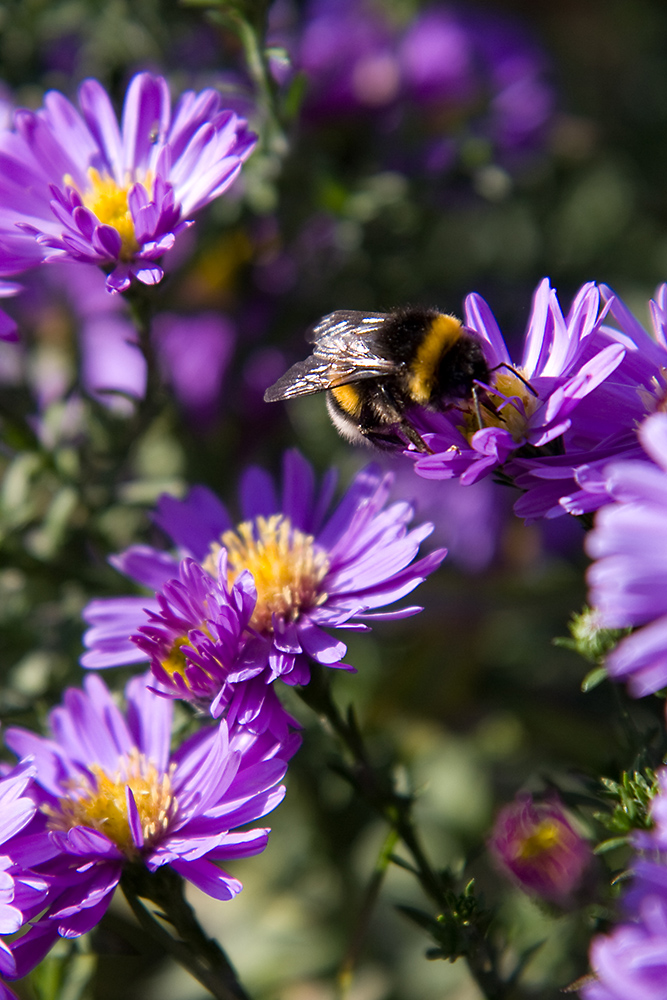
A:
362,428,405,450
378,385,432,453
471,385,486,431
490,362,538,397
397,420,433,454
362,423,432,454
362,387,433,453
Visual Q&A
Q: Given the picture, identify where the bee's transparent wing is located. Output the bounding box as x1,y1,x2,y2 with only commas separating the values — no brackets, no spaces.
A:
264,311,396,402
264,354,393,401
307,310,388,344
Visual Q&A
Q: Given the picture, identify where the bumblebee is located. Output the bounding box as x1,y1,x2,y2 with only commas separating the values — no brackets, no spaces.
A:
263,307,491,453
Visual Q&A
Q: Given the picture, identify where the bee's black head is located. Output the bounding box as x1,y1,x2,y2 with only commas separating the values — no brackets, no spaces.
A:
434,333,489,402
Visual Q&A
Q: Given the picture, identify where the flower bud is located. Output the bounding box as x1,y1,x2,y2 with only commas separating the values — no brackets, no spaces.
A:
488,794,591,904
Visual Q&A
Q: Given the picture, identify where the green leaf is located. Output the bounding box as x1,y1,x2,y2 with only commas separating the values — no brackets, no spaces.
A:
581,665,608,691
396,904,441,933
594,836,630,855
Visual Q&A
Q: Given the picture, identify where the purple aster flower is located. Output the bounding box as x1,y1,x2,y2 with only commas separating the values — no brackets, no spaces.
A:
488,793,591,905
586,412,667,697
129,552,294,734
0,73,256,292
82,450,446,688
0,759,48,993
409,280,625,493
510,283,667,520
2,673,299,965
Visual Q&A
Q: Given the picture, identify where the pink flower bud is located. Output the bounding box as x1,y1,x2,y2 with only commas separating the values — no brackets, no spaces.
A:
488,794,591,904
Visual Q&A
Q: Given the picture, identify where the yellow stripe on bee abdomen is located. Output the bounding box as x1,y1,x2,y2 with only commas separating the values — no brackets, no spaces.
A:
331,383,363,416
409,314,462,404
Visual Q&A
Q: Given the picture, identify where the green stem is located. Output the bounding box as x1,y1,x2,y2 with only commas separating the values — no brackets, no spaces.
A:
124,283,163,417
121,865,252,1000
297,666,508,1000
338,826,399,996
235,15,288,160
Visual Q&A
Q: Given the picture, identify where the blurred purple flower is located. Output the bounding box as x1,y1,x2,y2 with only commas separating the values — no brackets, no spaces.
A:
586,412,667,696
457,8,554,154
410,280,625,494
581,889,667,1000
0,277,22,343
399,9,474,108
273,1,555,170
489,793,591,904
3,673,299,967
79,312,146,408
35,262,147,410
0,73,256,292
386,457,504,572
153,311,235,425
287,0,400,118
82,450,446,686
0,230,53,342
400,6,554,157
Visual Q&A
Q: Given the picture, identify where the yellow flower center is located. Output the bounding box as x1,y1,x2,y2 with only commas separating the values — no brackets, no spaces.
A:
204,515,330,633
459,370,538,443
65,167,153,261
161,634,190,681
44,750,176,859
516,820,561,860
160,628,216,690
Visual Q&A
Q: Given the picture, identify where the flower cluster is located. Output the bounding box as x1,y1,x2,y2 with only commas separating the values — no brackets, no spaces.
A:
0,446,444,986
0,72,255,293
82,449,446,725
